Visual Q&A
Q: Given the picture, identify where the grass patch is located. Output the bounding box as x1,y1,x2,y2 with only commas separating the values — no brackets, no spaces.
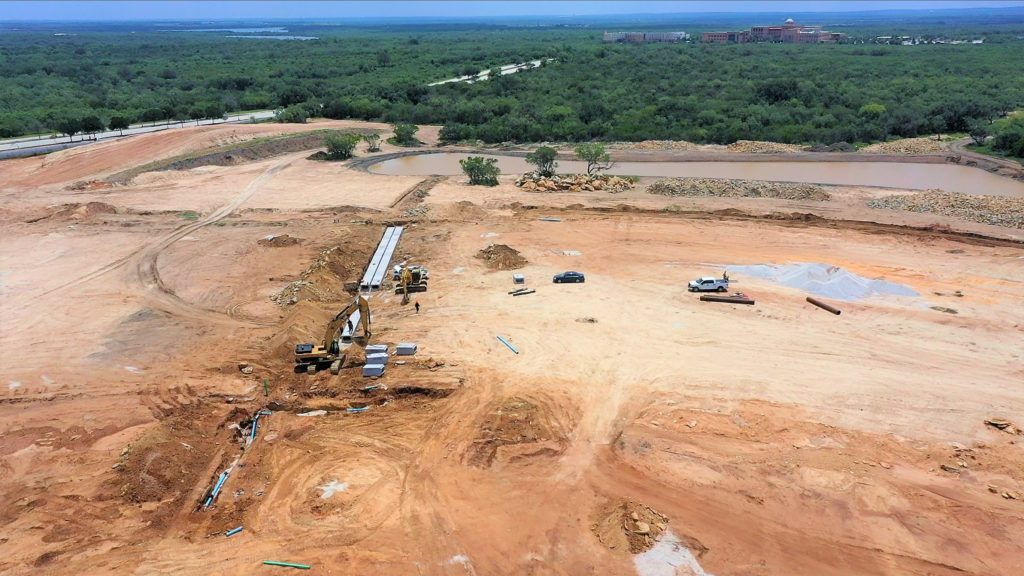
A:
386,137,423,147
966,143,1023,163
176,210,200,220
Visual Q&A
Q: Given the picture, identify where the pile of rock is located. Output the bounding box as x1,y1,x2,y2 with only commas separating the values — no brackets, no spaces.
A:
726,140,805,154
867,190,1024,229
515,172,635,193
861,137,948,154
607,140,699,151
647,177,831,201
403,205,431,217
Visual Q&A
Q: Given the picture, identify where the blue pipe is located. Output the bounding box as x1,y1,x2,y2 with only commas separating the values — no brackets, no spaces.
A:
225,526,243,537
204,469,230,507
496,335,519,355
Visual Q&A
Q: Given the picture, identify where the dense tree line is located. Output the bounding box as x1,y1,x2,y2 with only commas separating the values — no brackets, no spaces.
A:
2,24,1023,153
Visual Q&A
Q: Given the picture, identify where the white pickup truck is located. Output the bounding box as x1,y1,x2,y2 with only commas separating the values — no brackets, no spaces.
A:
688,276,729,292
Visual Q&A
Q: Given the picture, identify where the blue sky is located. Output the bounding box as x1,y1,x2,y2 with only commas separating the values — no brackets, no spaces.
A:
3,1,1024,21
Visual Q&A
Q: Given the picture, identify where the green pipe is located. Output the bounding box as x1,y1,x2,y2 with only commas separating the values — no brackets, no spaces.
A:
263,560,311,570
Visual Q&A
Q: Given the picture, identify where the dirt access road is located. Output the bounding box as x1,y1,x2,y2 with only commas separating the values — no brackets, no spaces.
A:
0,122,1022,575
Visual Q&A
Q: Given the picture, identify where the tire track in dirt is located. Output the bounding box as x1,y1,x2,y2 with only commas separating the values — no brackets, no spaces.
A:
133,156,295,327
24,155,295,325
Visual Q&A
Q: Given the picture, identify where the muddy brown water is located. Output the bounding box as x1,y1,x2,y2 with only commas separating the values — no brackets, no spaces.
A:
368,153,1024,197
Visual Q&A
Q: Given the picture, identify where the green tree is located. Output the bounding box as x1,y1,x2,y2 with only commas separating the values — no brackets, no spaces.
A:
525,146,558,177
325,133,361,160
392,123,419,146
54,117,82,143
968,122,988,146
574,143,610,174
377,50,391,67
991,116,1024,158
80,116,105,137
362,133,381,152
275,105,308,124
109,116,130,136
459,156,500,186
205,102,226,123
859,103,887,118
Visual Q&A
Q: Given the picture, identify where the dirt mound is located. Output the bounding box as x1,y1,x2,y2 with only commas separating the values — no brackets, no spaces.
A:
27,201,120,223
66,180,114,191
258,234,303,247
648,177,830,201
591,499,674,554
726,140,805,153
467,397,567,468
861,137,948,154
272,234,376,306
475,244,527,271
516,172,635,194
867,190,1024,229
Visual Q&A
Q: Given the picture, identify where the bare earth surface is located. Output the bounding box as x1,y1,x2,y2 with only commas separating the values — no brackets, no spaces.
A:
0,123,1022,576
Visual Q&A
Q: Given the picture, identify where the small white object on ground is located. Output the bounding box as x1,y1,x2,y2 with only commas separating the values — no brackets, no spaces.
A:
633,530,713,576
319,479,348,499
297,410,327,417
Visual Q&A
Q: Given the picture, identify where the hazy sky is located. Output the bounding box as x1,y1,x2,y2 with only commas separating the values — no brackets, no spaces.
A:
3,1,1024,21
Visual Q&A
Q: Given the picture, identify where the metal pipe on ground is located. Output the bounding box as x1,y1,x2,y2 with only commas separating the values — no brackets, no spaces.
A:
806,296,841,315
699,294,755,305
496,335,519,354
263,560,312,570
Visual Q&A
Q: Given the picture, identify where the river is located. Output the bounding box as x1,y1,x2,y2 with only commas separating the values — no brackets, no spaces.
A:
368,153,1024,197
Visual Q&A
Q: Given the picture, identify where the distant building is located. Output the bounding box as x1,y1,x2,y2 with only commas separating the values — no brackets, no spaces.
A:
603,31,689,43
701,18,844,44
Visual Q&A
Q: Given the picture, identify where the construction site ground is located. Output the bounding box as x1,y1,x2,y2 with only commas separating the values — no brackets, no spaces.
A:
0,122,1022,575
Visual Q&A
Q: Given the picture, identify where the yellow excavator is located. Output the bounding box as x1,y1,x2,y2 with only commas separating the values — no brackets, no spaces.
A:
294,295,370,374
396,266,428,304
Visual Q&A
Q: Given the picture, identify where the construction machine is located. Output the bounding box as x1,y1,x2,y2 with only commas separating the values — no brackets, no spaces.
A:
294,295,371,374
396,266,428,303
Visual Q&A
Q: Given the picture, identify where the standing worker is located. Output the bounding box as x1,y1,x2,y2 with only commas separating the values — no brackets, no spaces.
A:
415,301,420,314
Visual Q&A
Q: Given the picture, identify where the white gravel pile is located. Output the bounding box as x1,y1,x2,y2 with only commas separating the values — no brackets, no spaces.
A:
727,263,918,301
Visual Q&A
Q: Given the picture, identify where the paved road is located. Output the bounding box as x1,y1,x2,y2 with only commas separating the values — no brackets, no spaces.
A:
0,110,277,154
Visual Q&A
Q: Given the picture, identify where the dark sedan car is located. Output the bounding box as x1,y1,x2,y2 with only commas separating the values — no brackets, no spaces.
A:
553,271,585,283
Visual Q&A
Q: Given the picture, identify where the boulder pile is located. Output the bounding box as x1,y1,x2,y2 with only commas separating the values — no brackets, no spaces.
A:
608,140,699,151
647,177,831,201
515,172,635,193
726,140,805,153
861,137,948,154
867,190,1024,229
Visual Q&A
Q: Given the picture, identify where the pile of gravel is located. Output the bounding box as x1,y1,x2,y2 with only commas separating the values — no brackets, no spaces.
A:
861,137,947,154
728,263,918,301
647,177,830,201
867,190,1024,229
726,140,805,153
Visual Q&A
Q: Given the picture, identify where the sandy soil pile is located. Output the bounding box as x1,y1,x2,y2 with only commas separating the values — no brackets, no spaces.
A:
608,140,699,151
861,137,948,154
726,140,806,153
257,234,302,247
648,177,830,201
591,500,673,554
868,190,1024,228
271,243,365,305
475,243,528,270
27,201,120,223
515,173,635,193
